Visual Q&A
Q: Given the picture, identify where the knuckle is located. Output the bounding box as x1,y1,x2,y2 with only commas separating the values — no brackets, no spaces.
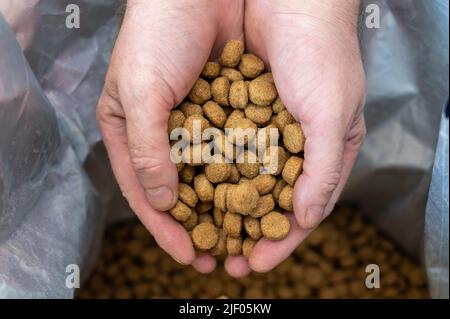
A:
130,154,164,177
318,170,341,194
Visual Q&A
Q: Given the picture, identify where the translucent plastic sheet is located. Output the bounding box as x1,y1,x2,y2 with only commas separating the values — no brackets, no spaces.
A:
0,0,448,298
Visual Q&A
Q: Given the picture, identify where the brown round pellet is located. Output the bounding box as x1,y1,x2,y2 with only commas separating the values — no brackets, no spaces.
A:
236,151,260,179
201,62,221,80
272,96,285,114
179,165,196,184
178,183,198,208
183,210,198,231
278,185,293,211
179,101,203,118
255,72,274,83
242,237,256,258
192,223,219,250
244,103,273,126
169,200,192,222
226,236,243,255
226,118,257,146
213,207,224,227
283,123,305,153
220,67,244,82
251,174,277,195
263,146,288,175
273,109,295,132
250,194,275,218
203,101,227,128
244,216,263,240
248,80,277,106
238,54,265,78
229,80,248,109
211,76,230,107
205,157,232,183
168,110,186,134
272,179,287,201
261,211,290,240
223,212,242,237
220,39,244,67
282,156,303,186
226,183,260,215
193,174,214,202
189,78,211,105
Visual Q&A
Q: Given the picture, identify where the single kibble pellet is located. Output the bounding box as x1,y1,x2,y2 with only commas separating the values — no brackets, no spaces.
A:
223,212,242,237
251,174,277,195
192,223,219,250
272,179,287,201
272,96,285,114
282,156,303,186
183,210,198,231
278,185,293,211
227,183,260,215
179,101,203,118
168,110,186,134
244,104,273,126
203,100,227,128
205,157,232,183
261,211,290,240
189,78,211,105
250,193,275,218
211,77,230,107
178,183,198,208
220,67,244,82
201,62,221,80
238,54,265,79
180,165,196,184
283,123,305,153
273,109,295,132
236,151,260,179
213,207,224,227
242,237,256,258
248,80,277,106
255,72,274,83
244,216,263,240
220,39,244,68
229,80,248,109
226,236,243,255
226,118,257,146
169,200,192,222
194,174,214,202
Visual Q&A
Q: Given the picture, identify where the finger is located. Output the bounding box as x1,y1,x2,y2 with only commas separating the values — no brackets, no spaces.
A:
125,96,179,212
97,95,195,265
249,213,311,273
192,253,217,274
292,121,346,229
324,116,366,214
224,256,251,278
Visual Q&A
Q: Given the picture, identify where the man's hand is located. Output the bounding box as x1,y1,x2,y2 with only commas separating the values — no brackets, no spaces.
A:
96,0,243,272
225,0,366,277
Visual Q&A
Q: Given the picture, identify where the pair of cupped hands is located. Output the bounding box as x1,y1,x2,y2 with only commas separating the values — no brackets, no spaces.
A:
96,0,366,277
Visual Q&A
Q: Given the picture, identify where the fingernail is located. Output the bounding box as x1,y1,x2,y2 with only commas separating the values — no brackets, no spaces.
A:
305,206,324,228
145,186,176,211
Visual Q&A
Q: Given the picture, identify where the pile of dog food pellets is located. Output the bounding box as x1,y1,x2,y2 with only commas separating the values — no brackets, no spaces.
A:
77,206,429,299
168,39,304,257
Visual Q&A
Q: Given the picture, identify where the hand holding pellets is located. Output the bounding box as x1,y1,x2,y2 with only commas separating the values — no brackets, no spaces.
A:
168,39,305,258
